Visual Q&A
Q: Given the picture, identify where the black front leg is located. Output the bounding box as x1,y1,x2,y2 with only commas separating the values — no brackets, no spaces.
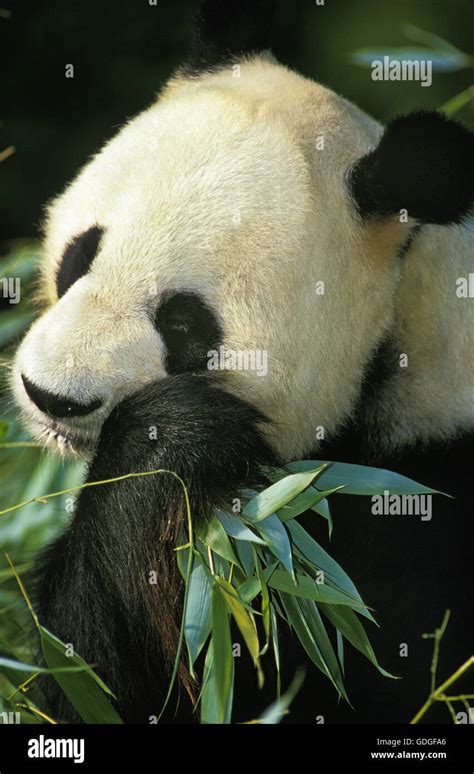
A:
34,373,274,723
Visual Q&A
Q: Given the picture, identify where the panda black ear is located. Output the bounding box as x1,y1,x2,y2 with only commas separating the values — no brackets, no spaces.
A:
187,0,275,72
349,111,474,225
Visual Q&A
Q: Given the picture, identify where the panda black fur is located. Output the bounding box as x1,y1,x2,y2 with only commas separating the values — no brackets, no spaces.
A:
12,0,474,723
34,375,276,723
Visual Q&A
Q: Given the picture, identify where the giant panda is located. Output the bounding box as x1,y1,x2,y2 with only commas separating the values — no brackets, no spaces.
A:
11,0,474,724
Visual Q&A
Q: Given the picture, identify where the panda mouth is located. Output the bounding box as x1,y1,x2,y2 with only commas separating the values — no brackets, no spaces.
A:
37,420,96,457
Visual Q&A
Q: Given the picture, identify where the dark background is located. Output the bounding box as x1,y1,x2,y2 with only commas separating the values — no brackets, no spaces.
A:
1,0,473,240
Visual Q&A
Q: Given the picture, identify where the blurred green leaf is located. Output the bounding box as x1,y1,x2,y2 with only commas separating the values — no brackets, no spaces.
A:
351,48,471,72
0,310,35,349
0,656,89,675
352,25,473,72
257,670,305,724
441,86,474,116
404,24,473,60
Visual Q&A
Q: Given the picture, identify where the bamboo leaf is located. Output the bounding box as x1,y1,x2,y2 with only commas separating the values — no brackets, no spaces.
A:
235,540,257,578
287,521,373,620
256,557,270,653
184,561,212,670
196,513,240,566
299,598,348,701
215,577,262,686
40,626,123,724
238,576,261,604
213,575,257,614
200,639,234,724
0,656,89,675
243,468,326,522
254,515,294,577
321,605,398,680
312,496,333,538
211,585,234,723
277,486,344,522
270,604,281,698
287,461,446,496
266,568,372,616
279,592,344,697
257,670,305,724
337,629,345,676
215,509,265,544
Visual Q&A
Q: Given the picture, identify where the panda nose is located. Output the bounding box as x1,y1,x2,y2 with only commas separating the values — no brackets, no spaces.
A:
21,374,103,419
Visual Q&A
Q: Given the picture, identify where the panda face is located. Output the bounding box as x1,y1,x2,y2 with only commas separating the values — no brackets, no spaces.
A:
12,58,422,458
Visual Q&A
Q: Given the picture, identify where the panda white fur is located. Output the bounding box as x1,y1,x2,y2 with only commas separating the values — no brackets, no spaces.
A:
11,0,474,723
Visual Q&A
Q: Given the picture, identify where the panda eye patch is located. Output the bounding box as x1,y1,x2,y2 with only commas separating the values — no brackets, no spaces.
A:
56,225,105,298
155,292,222,374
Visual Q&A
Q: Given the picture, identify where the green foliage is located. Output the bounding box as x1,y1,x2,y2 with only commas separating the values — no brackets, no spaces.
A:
169,460,451,724
0,244,87,724
350,25,474,121
352,24,474,72
0,442,444,723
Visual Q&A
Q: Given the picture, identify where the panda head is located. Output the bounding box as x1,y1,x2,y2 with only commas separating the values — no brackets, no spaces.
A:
12,2,474,459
